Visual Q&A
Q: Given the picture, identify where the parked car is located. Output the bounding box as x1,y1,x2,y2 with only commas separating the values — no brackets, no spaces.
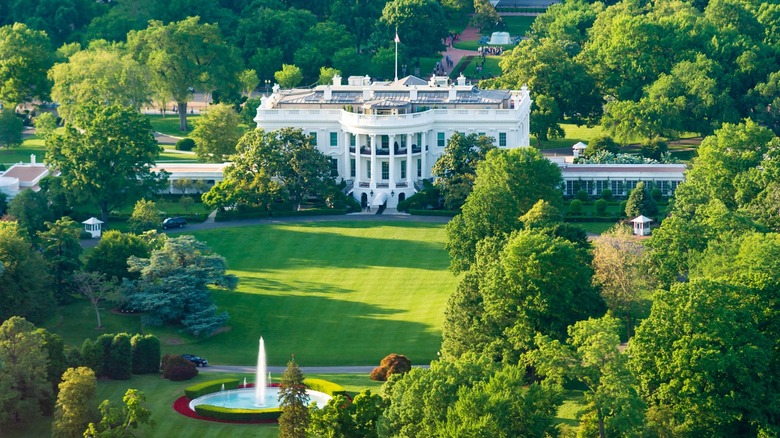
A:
181,354,208,367
162,217,187,230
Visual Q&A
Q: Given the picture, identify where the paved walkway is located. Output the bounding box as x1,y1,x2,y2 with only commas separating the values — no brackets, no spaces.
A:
438,25,482,77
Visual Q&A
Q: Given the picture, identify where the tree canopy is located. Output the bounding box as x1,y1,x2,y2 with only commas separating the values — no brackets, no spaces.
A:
0,23,53,107
432,131,496,211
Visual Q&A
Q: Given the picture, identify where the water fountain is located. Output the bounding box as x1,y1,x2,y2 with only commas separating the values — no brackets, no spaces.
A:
255,337,267,406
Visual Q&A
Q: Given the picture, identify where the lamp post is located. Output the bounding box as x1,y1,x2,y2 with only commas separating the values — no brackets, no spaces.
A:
265,79,271,95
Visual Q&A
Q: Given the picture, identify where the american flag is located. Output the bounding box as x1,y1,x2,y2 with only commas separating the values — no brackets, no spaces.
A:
394,32,400,44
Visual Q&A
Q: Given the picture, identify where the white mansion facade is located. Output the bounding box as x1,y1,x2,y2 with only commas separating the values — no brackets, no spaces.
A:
254,74,531,208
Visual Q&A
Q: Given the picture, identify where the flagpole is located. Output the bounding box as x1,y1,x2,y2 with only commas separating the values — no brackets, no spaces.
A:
394,26,399,81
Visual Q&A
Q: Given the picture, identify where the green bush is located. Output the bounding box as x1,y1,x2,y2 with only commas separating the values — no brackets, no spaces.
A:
185,379,240,399
651,187,662,201
569,199,583,214
106,333,132,380
81,338,103,376
303,379,347,397
163,355,199,381
619,200,628,216
576,190,589,202
79,231,93,239
131,334,161,374
194,405,281,422
175,138,195,151
594,199,608,215
600,189,613,201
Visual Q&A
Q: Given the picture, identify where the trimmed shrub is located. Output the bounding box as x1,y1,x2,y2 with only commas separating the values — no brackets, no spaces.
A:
194,405,281,422
303,379,347,397
576,190,589,202
96,334,114,377
569,199,583,215
175,138,195,151
594,199,608,215
131,334,161,374
600,189,613,201
619,200,628,216
185,379,240,399
370,354,411,381
81,339,103,376
651,187,662,201
163,355,199,381
106,333,132,380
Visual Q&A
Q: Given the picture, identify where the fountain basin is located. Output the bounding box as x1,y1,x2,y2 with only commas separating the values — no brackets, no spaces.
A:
189,386,332,411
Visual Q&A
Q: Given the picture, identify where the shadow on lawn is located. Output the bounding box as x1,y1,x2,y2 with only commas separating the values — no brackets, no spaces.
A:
195,223,451,272
195,291,443,367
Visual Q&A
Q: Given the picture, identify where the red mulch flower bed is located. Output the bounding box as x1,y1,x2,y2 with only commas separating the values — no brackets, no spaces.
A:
172,383,279,424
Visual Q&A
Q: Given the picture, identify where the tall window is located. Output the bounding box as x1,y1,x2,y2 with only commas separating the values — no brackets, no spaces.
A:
330,132,338,146
401,160,406,179
367,161,371,179
417,159,422,177
350,158,356,177
417,133,422,146
499,132,507,147
350,134,356,147
310,132,318,146
437,132,445,147
330,158,338,177
382,136,389,149
382,161,389,180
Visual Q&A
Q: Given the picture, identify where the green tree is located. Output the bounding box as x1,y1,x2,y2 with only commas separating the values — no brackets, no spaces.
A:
584,136,620,157
379,0,448,60
238,69,259,97
130,335,161,375
0,23,54,107
125,235,237,336
279,357,310,438
46,104,165,223
530,0,602,53
72,272,120,329
528,316,646,438
52,367,96,438
127,199,160,234
191,103,243,162
294,22,352,80
37,217,83,304
470,0,503,33
105,334,132,380
591,225,649,339
48,42,151,122
624,182,658,217
308,390,385,437
432,132,496,211
85,231,150,281
7,188,53,238
330,0,385,53
34,328,68,403
0,222,54,323
275,64,303,89
529,95,565,145
445,147,562,273
0,317,51,432
630,279,778,436
128,17,240,131
317,67,340,86
84,389,153,437
34,112,58,140
0,109,23,149
519,199,563,229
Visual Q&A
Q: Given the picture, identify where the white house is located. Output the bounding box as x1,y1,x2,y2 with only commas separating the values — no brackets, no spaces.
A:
254,74,532,208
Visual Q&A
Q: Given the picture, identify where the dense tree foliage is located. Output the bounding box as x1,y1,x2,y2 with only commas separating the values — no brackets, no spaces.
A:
52,367,96,438
84,389,153,437
38,217,83,304
0,222,54,323
85,230,150,282
46,104,165,223
308,390,385,437
0,23,54,106
279,357,310,438
125,235,237,336
378,0,448,61
191,103,244,162
432,132,495,211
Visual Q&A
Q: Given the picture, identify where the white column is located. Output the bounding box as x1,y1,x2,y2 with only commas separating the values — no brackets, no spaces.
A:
421,131,428,179
370,135,377,189
355,134,362,188
406,133,413,186
343,131,350,181
389,134,396,189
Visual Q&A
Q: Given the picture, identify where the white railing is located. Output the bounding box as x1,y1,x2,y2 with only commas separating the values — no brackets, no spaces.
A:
256,108,524,128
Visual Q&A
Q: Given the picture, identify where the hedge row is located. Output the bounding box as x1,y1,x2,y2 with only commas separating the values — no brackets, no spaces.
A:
408,209,458,217
194,405,281,422
303,378,347,397
185,379,240,399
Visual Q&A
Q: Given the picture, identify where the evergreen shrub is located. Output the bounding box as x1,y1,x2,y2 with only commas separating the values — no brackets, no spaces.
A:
594,199,608,215
600,189,613,201
576,190,589,202
194,405,281,421
163,355,199,381
131,334,161,374
175,138,195,151
106,333,132,380
569,199,583,215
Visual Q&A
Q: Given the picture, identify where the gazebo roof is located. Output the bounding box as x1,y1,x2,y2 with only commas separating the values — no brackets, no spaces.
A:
572,141,587,150
631,215,653,223
82,217,104,225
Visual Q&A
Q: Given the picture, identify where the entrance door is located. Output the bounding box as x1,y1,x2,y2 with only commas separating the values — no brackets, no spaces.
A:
398,193,406,203
361,193,367,208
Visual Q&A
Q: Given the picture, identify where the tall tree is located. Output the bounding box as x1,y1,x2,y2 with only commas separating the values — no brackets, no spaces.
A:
432,132,495,211
84,389,153,437
73,272,120,329
445,147,562,273
127,199,160,234
308,390,385,437
191,103,244,162
0,222,54,323
48,42,152,121
330,0,385,53
84,231,150,282
52,367,96,438
0,109,24,149
128,17,241,131
37,217,83,304
0,317,51,433
0,23,54,107
378,0,448,60
7,186,53,238
46,104,165,223
274,64,303,89
279,357,310,438
125,235,237,336
624,182,658,217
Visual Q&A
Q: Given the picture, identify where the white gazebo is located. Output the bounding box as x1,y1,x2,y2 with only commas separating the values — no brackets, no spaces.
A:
572,142,587,158
630,215,653,236
82,217,104,238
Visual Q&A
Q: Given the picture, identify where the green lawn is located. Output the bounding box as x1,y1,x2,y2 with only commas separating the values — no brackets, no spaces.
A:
533,123,607,150
502,15,536,38
147,114,201,137
455,56,503,80
0,135,47,166
48,221,459,367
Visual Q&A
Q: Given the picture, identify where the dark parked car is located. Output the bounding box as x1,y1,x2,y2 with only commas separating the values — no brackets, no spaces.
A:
162,217,187,230
181,354,208,367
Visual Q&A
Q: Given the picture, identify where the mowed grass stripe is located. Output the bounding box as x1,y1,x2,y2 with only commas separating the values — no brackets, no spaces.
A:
187,221,458,367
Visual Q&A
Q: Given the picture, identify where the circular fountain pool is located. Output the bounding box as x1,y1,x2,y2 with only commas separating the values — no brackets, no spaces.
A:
189,387,332,411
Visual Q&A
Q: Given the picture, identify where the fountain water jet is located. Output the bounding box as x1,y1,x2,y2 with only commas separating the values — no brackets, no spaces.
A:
255,337,267,406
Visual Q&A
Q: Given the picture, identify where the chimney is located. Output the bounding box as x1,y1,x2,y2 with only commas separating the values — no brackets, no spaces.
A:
448,86,457,101
332,74,342,86
410,86,418,101
30,154,36,165
324,86,332,100
457,74,466,86
363,87,372,100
